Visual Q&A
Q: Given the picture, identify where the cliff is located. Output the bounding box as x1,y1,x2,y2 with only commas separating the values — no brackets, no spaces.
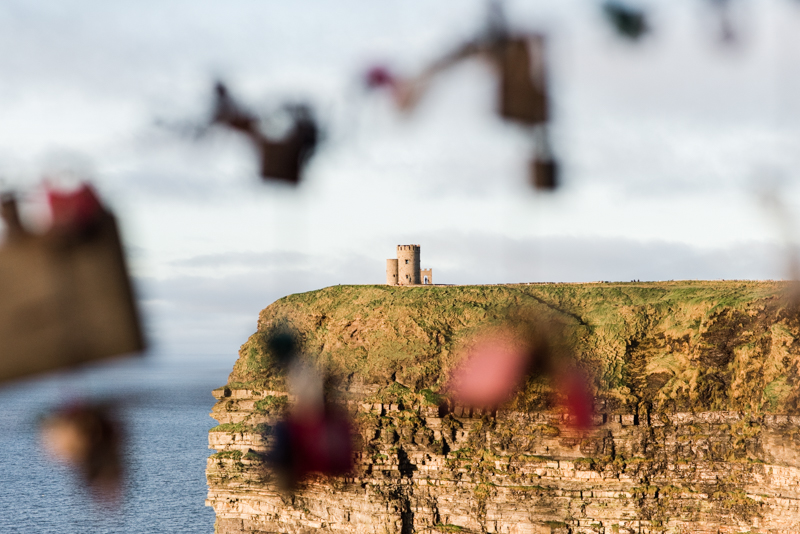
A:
206,281,800,534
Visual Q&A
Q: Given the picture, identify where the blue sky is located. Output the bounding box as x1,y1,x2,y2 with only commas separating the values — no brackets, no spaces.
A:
2,0,800,357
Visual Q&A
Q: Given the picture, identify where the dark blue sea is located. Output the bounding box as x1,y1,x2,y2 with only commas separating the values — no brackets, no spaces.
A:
0,354,236,533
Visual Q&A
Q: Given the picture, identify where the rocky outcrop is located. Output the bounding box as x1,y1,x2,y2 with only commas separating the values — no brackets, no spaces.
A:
207,282,800,533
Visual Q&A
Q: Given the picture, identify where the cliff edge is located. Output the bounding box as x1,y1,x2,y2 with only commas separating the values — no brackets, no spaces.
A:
207,281,800,534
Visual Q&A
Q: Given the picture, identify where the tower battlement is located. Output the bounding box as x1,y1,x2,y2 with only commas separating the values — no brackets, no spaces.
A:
386,245,432,286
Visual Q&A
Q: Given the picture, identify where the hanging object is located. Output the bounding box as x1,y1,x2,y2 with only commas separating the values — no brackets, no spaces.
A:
261,325,354,490
364,33,551,126
40,401,125,499
268,407,354,490
602,1,650,41
708,0,737,45
497,36,548,125
530,157,558,191
364,3,558,191
257,105,318,183
210,82,319,184
0,183,145,383
446,312,593,429
528,125,558,191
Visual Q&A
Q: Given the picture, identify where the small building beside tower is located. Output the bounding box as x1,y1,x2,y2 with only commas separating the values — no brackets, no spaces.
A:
386,245,433,285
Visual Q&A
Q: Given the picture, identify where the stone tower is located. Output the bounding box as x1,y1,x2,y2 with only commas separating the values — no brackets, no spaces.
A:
397,245,420,285
387,245,432,285
386,259,398,285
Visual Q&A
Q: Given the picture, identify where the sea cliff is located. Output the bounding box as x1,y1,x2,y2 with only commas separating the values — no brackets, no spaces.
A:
207,281,800,533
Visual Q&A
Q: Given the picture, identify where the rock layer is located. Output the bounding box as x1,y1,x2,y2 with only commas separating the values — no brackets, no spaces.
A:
207,282,800,533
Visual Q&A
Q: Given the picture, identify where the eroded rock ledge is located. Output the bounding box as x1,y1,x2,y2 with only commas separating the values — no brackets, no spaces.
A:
207,388,800,534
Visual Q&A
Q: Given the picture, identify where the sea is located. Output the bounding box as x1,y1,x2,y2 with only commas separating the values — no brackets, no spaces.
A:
0,353,237,534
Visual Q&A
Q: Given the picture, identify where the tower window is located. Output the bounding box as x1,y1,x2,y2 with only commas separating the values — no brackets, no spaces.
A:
405,260,409,264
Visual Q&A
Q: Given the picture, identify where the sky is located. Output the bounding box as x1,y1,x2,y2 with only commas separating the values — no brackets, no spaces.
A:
2,0,800,358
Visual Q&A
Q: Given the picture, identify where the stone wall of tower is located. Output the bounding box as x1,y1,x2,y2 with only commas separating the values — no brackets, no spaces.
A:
386,259,398,286
397,245,420,285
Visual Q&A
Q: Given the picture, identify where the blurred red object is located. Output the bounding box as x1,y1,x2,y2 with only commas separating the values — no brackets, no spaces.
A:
365,66,396,89
558,369,593,429
446,316,594,428
268,408,353,489
448,332,531,407
47,184,104,234
287,410,353,477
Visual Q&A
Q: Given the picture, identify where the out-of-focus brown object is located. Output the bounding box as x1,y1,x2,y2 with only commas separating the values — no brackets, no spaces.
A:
709,0,737,45
364,5,558,191
211,82,259,135
530,158,558,190
498,37,548,125
365,34,550,127
0,184,144,383
40,402,124,498
210,82,319,184
257,106,318,183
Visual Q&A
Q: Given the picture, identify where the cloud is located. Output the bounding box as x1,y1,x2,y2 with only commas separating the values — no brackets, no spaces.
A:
421,232,786,284
134,248,381,355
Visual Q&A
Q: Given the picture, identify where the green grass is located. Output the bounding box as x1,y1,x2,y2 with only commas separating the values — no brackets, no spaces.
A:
225,281,798,414
420,388,446,406
209,422,250,433
433,525,464,533
209,422,272,434
209,450,242,460
242,450,263,462
253,395,288,414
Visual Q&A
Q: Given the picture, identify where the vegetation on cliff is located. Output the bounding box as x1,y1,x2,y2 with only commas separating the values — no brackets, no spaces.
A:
226,281,800,415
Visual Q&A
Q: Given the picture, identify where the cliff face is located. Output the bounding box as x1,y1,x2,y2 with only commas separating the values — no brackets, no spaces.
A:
206,282,800,534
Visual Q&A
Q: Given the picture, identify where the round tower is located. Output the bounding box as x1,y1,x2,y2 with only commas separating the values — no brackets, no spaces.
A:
397,245,420,285
386,259,398,285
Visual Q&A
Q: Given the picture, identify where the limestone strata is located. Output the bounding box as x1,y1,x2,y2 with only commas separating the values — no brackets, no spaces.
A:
207,282,800,533
207,388,800,533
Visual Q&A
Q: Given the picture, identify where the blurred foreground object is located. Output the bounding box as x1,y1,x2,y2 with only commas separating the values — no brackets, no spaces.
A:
364,3,557,191
0,184,144,382
268,407,353,491
40,401,124,499
709,0,737,44
211,81,319,184
447,313,593,429
602,1,649,40
263,327,353,490
447,331,530,407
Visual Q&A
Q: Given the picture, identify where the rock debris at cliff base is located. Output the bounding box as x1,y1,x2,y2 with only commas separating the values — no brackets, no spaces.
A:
207,281,800,533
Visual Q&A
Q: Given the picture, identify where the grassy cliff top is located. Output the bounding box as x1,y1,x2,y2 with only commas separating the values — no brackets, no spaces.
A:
228,281,800,414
